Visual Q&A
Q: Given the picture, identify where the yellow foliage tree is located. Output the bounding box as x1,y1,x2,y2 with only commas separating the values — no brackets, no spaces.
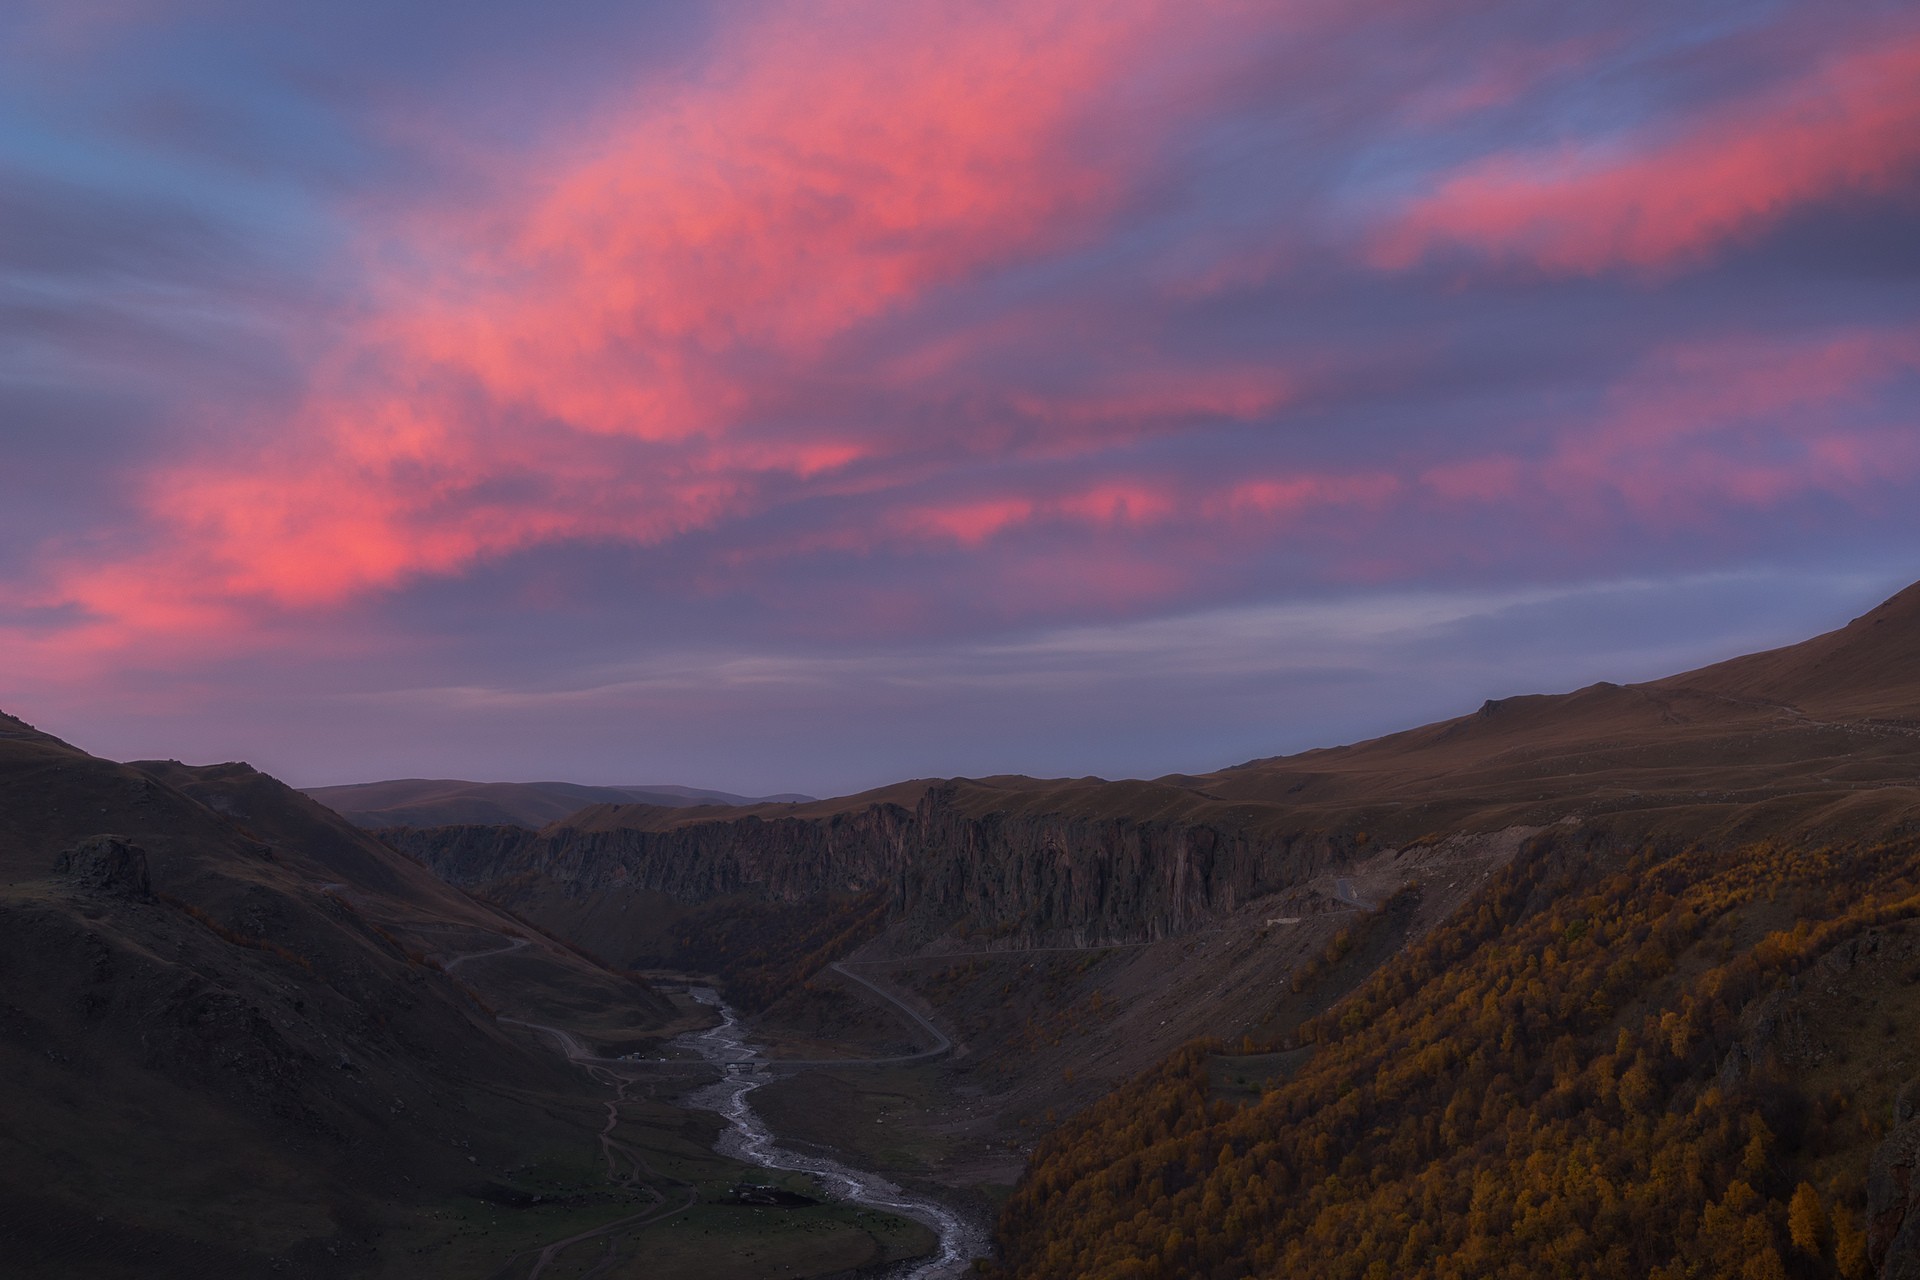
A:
1832,1204,1869,1279
1787,1182,1828,1258
1741,1245,1787,1280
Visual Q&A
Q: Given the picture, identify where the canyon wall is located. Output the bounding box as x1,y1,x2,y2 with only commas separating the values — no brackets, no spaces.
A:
380,783,1349,946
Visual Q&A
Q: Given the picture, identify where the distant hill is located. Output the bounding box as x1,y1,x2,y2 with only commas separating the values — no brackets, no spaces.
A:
301,777,815,829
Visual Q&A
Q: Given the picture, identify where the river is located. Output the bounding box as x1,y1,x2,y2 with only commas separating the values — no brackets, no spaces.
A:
674,987,990,1279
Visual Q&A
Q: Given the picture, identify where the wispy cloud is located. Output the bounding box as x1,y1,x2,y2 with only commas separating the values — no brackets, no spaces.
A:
2,0,1917,788
1372,35,1920,275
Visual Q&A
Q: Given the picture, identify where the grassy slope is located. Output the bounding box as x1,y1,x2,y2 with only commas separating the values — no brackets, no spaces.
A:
548,581,1920,853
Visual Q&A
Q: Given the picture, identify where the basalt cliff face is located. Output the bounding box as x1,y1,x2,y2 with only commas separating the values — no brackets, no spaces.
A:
380,783,1352,950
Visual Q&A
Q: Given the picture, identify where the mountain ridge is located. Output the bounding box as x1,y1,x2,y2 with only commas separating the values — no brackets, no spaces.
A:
301,776,815,829
447,576,1920,845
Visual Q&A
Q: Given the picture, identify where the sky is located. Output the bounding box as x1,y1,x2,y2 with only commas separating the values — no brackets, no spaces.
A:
2,0,1918,797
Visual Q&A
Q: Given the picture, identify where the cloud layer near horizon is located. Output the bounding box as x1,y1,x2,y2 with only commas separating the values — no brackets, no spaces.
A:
3,0,1918,792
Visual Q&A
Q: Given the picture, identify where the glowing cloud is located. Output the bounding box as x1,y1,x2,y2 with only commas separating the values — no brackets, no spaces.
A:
8,0,1920,788
1374,37,1920,274
49,0,1287,638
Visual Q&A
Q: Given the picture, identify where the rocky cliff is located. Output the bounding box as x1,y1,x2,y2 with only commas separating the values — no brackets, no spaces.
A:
380,781,1355,948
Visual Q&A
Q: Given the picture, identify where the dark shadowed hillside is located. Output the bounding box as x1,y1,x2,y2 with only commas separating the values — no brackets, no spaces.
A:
0,712,684,1278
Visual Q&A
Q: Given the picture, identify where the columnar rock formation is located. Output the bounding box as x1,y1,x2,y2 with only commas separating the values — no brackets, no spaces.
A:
380,782,1353,946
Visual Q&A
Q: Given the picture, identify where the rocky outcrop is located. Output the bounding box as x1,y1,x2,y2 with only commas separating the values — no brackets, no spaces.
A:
381,784,1349,944
1871,1111,1920,1279
54,835,152,899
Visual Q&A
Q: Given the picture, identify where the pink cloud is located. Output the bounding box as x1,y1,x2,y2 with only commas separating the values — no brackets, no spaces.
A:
40,1,1233,633
899,498,1042,547
19,2,1920,683
1373,37,1920,274
1057,483,1181,527
1211,473,1403,520
1004,371,1297,440
1414,326,1920,527
369,0,1193,443
876,466,1403,555
1582,328,1920,452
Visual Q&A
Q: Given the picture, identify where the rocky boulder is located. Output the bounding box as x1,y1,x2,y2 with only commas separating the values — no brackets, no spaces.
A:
54,835,153,899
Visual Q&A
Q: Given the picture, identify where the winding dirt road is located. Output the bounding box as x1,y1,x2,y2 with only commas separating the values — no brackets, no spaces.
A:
483,1051,700,1280
444,934,531,971
756,962,955,1068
